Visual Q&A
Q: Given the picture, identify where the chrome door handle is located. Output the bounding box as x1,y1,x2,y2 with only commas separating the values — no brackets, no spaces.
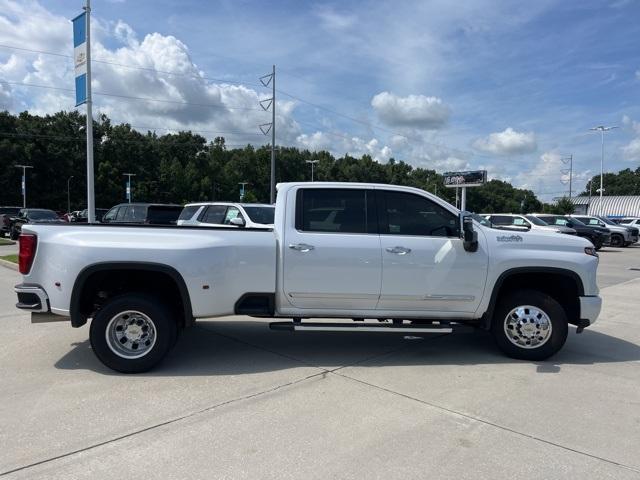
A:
289,243,315,252
386,246,411,255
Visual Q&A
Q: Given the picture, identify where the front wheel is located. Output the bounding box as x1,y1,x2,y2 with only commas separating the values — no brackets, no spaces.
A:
89,294,177,373
491,289,568,361
9,227,19,241
610,233,624,248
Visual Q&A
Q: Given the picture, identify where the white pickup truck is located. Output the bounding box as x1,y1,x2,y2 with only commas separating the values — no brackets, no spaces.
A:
14,182,602,372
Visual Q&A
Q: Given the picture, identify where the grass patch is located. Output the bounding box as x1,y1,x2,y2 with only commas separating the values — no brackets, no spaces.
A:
0,254,18,264
0,238,16,246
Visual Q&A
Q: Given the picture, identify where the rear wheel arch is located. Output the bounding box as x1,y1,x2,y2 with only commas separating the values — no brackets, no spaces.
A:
481,267,584,330
70,262,193,328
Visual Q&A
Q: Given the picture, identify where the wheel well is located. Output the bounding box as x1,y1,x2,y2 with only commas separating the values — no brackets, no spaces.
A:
483,270,583,329
71,264,193,328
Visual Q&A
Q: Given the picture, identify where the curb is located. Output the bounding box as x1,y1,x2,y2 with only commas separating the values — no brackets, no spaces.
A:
0,259,18,271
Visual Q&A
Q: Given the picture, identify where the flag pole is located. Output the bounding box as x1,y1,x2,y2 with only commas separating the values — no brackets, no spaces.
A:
84,0,95,223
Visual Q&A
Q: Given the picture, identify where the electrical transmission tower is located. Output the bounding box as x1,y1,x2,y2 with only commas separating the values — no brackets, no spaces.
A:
560,154,573,198
259,65,276,204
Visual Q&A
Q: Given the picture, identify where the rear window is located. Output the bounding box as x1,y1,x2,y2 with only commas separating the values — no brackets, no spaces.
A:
147,206,182,224
179,205,201,221
297,188,373,234
243,206,275,224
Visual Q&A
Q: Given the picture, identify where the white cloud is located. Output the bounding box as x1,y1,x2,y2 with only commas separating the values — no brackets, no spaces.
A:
371,92,450,130
472,127,537,155
622,138,640,160
296,130,393,162
313,6,357,30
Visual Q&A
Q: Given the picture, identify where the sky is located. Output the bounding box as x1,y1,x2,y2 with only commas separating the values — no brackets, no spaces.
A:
1,0,639,200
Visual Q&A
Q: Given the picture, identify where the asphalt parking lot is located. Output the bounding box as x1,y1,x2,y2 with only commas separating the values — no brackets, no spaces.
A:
1,245,639,479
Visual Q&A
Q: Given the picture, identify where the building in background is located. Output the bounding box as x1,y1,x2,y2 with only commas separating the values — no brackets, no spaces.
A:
570,196,640,217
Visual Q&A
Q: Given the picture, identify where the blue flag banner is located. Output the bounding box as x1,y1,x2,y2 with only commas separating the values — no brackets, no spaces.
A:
72,12,87,106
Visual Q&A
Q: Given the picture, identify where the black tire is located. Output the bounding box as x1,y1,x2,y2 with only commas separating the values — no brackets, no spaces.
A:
610,233,624,248
89,293,177,373
491,289,568,361
9,227,19,241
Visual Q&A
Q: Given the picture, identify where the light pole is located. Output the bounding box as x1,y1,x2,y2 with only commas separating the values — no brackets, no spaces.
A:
67,176,74,213
238,182,249,201
589,125,618,216
14,165,33,208
123,173,136,203
306,160,319,181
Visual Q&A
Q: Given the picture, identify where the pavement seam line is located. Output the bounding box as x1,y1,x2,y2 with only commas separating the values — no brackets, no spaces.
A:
0,370,327,477
331,371,640,474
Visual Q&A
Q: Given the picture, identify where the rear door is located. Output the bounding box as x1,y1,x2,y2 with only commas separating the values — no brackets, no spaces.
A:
282,187,381,310
376,189,488,313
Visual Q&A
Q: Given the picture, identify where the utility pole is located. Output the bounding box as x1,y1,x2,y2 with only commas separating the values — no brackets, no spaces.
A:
306,160,319,181
589,126,618,216
14,165,33,208
238,182,249,201
84,0,95,222
259,65,276,204
67,175,74,213
123,173,136,203
560,154,573,198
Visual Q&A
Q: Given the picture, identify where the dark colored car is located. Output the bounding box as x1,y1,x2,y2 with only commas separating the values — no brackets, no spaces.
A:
101,203,183,225
533,214,611,250
0,206,22,237
72,208,110,223
9,208,65,240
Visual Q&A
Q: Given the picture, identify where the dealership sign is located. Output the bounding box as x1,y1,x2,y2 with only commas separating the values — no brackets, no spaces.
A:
443,170,487,188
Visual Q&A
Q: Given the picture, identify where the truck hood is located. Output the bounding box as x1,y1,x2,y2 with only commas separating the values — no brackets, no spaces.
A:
483,225,592,251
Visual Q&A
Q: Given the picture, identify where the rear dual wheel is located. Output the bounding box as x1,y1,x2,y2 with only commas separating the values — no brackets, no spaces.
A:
90,294,177,373
492,289,568,361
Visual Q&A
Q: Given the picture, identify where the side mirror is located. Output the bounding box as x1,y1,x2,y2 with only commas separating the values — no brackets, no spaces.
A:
566,221,574,228
229,217,245,227
461,214,478,252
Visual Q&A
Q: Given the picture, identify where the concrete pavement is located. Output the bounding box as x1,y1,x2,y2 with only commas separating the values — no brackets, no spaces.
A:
0,248,639,479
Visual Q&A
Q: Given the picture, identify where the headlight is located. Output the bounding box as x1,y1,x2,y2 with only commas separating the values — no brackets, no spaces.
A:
584,247,598,257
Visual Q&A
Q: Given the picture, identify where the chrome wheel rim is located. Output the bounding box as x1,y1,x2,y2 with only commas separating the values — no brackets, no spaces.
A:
503,305,552,349
105,310,157,359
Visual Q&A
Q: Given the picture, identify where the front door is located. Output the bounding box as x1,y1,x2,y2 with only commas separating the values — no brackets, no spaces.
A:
283,187,382,310
376,189,488,313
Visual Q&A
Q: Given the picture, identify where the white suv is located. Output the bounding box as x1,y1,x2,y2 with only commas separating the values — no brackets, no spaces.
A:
177,202,274,228
484,214,577,235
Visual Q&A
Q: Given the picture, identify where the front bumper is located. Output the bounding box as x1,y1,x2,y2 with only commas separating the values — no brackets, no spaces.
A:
578,295,602,327
14,284,50,313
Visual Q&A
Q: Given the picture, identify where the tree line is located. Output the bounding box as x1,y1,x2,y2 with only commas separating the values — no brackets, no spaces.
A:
2,110,636,214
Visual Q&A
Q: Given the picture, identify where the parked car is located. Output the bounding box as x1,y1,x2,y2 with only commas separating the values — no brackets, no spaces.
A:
72,208,109,223
101,203,183,225
178,202,275,228
9,208,65,240
15,182,601,373
483,214,577,235
0,206,21,237
620,217,640,230
530,214,610,250
571,215,638,247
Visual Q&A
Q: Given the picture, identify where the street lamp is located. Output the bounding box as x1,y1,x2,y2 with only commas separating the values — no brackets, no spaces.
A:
306,160,319,182
67,176,74,214
123,173,136,203
589,125,618,216
14,164,33,208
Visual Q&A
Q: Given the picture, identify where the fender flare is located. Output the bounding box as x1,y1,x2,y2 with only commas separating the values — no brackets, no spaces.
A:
70,262,193,328
480,267,584,330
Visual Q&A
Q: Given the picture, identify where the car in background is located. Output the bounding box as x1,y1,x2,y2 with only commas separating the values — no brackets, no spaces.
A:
71,208,109,223
178,202,275,228
101,203,183,225
620,217,640,230
530,214,610,250
0,206,21,238
571,215,638,247
483,214,577,235
9,208,65,240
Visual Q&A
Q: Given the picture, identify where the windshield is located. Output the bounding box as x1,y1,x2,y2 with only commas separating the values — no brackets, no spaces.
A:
525,215,548,226
567,216,586,226
243,206,275,224
29,210,58,220
471,213,492,227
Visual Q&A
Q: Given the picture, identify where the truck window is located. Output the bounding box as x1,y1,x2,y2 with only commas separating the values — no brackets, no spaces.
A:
102,207,118,223
199,205,227,224
297,188,373,234
223,207,243,224
178,205,200,221
489,215,513,226
379,191,460,237
116,206,127,222
124,205,146,222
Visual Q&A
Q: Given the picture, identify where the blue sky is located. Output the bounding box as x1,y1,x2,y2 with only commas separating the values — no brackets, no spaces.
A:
1,0,639,200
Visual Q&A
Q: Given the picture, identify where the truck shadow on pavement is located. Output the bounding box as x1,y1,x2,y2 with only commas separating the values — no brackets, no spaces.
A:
54,319,640,376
